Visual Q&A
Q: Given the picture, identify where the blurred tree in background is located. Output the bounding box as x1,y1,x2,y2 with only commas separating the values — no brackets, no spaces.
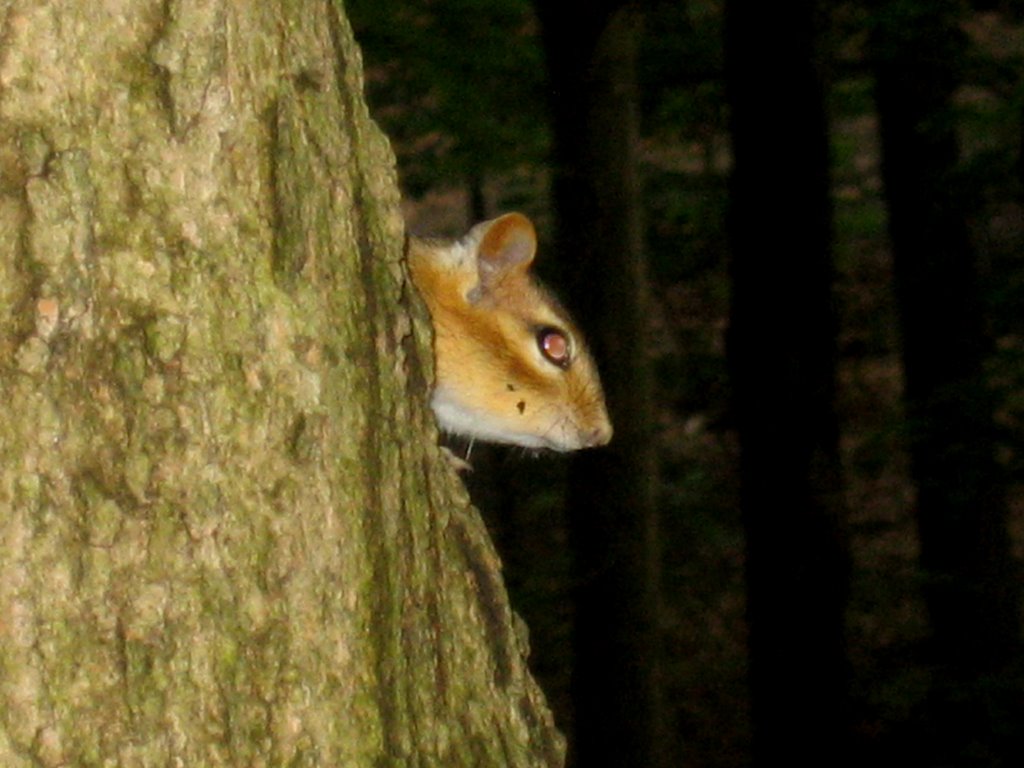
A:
533,3,665,767
724,1,852,765
871,0,1024,762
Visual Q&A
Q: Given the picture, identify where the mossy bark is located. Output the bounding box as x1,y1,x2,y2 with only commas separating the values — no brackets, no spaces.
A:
0,1,563,766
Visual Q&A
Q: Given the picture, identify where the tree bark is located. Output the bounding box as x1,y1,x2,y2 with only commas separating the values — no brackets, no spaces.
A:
535,4,667,767
723,1,852,764
872,1,1024,762
0,1,562,765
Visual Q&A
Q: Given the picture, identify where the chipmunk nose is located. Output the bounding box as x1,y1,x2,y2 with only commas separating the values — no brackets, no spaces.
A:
584,419,613,448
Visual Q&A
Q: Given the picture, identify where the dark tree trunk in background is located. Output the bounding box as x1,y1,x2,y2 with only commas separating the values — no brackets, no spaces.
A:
724,2,852,765
872,1,1024,762
536,3,667,767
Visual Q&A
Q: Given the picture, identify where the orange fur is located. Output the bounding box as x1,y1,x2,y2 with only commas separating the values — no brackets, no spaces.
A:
408,213,612,451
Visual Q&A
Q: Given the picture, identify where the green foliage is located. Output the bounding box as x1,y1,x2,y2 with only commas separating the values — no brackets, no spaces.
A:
347,0,548,195
639,1,724,139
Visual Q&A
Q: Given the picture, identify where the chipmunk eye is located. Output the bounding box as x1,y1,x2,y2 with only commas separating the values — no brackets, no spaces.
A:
537,327,571,369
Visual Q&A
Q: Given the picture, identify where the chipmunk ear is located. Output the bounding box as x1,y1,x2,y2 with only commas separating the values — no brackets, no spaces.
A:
472,213,537,289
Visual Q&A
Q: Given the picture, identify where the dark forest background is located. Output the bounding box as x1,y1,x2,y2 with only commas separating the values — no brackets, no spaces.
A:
348,1,1024,766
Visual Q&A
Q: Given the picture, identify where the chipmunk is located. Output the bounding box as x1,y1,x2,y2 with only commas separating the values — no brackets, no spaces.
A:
408,212,612,452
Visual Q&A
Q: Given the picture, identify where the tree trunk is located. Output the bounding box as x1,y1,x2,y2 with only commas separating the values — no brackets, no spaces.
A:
0,1,562,765
872,1,1024,762
723,1,852,764
535,4,667,767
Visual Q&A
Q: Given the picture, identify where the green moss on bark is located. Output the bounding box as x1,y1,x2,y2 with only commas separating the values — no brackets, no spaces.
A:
0,1,563,766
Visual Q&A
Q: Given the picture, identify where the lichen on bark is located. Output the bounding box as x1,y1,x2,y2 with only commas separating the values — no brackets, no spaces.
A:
0,1,564,765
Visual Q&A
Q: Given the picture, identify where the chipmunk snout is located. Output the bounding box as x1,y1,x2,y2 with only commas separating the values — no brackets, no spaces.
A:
583,419,613,448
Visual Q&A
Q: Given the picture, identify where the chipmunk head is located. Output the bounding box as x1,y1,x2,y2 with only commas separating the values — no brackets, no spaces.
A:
409,212,612,452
